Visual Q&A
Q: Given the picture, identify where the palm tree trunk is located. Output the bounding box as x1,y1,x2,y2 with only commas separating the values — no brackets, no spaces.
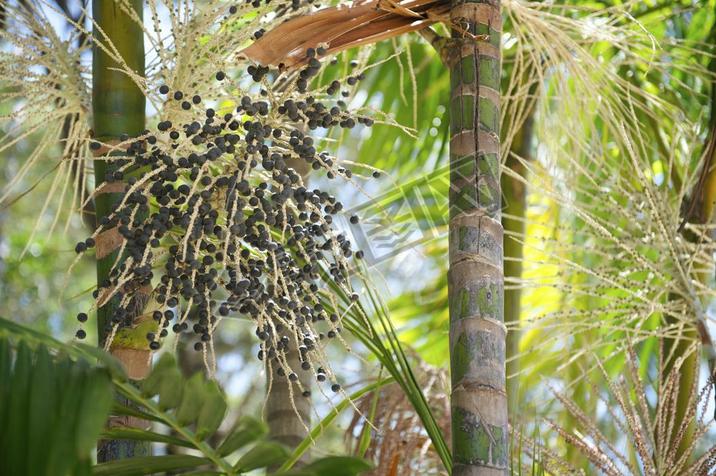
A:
659,27,716,463
503,108,534,415
448,1,507,474
92,0,150,461
660,306,698,460
265,346,312,450
266,157,312,466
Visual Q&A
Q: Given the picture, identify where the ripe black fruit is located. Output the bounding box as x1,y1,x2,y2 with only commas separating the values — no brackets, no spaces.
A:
81,61,377,393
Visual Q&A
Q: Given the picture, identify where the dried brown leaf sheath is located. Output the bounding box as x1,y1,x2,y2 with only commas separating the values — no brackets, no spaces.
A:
239,0,449,68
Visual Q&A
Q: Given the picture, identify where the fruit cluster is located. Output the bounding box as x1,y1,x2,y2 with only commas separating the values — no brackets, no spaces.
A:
77,47,374,393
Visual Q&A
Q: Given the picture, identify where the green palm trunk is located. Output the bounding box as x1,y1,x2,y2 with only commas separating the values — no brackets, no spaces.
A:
658,28,716,464
503,108,533,414
448,1,507,474
92,0,150,461
660,308,698,462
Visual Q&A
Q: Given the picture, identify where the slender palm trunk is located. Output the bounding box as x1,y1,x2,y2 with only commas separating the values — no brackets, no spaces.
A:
448,1,507,474
266,158,311,465
659,29,716,463
265,346,312,449
660,307,698,460
503,109,533,414
92,0,149,461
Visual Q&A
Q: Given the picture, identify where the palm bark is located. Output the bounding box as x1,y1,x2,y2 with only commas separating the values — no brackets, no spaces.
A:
92,0,150,461
448,1,507,474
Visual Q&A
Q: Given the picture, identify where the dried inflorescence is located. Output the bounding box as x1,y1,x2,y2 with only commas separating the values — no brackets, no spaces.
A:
347,362,451,475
